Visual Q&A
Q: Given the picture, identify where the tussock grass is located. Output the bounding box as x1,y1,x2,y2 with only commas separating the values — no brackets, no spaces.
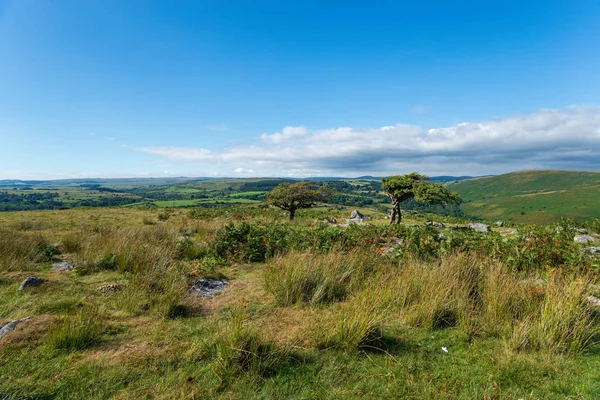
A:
264,250,380,305
208,308,289,390
509,275,598,354
318,288,389,352
61,232,83,253
116,258,186,318
46,304,104,352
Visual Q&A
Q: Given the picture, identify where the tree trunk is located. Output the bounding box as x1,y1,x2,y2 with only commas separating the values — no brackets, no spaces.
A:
390,199,402,224
289,208,296,220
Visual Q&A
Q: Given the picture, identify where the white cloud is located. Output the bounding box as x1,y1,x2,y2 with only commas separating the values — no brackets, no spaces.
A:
260,126,308,143
137,106,600,177
234,167,255,174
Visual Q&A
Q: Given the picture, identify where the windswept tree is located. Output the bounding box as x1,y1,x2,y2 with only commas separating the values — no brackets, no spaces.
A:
382,173,462,224
267,181,332,220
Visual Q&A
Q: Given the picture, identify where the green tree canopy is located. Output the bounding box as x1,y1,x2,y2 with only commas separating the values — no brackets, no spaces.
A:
267,181,332,220
382,173,462,224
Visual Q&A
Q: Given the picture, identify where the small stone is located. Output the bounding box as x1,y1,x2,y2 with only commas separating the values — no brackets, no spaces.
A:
347,218,365,225
437,233,446,240
53,261,73,271
96,284,123,293
587,295,600,307
574,235,596,244
469,223,490,233
391,237,403,245
426,221,445,228
18,276,43,291
583,247,600,254
324,217,337,223
189,278,228,298
570,227,588,234
496,221,504,227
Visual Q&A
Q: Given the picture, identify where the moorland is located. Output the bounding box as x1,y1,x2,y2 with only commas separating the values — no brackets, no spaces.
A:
1,170,600,399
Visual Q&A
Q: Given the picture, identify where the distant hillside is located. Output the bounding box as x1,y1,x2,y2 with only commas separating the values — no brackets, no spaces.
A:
450,170,600,224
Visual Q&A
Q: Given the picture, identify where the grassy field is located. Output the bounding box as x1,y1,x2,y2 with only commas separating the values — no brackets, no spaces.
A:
1,205,600,399
451,170,600,224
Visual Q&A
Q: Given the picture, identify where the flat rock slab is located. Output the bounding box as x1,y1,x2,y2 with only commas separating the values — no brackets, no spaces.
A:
18,276,43,291
574,235,597,244
189,279,228,298
0,317,32,340
570,227,588,234
53,261,73,271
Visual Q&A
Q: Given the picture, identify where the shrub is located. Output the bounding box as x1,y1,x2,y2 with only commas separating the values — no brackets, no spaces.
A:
157,209,174,221
142,217,156,225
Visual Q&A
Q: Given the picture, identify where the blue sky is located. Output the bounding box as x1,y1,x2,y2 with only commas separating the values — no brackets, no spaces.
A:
1,0,599,179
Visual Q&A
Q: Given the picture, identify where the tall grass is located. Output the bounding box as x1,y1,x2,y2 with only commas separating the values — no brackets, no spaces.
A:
116,257,186,318
209,308,288,391
322,288,389,352
46,304,104,352
509,275,598,354
0,229,58,271
265,250,598,355
264,250,380,305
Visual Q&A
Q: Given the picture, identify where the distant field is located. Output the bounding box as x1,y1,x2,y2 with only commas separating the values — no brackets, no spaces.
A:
451,170,600,223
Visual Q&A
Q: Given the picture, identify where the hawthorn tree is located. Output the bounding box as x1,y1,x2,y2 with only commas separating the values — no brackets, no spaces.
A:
267,181,332,220
382,173,462,224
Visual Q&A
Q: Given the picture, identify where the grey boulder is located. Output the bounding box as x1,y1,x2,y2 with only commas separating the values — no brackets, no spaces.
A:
53,261,73,271
19,276,43,291
189,278,228,298
574,235,597,244
469,223,490,233
0,316,32,340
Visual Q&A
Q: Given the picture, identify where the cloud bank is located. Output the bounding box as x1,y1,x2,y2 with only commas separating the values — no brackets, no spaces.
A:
138,106,600,177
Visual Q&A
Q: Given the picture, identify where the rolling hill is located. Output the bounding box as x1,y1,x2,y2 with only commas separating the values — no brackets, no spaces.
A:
450,170,600,224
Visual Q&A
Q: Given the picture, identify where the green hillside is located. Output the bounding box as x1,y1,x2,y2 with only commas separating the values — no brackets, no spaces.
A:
450,170,600,224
